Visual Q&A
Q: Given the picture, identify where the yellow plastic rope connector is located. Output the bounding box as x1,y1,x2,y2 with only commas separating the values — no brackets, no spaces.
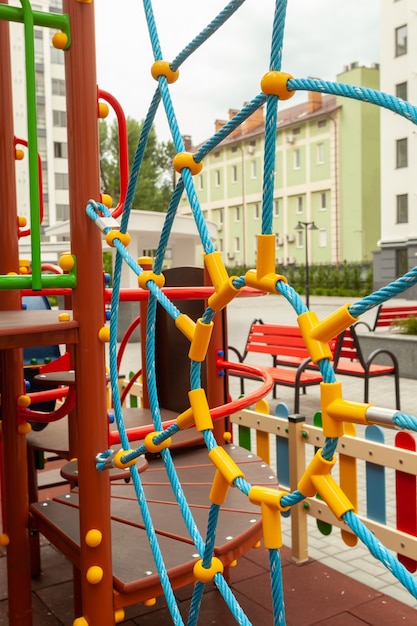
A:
193,557,224,583
248,486,290,549
208,446,244,505
176,406,194,430
189,318,213,362
303,304,357,344
298,449,354,520
261,71,295,100
245,234,287,293
189,388,213,432
173,152,203,176
113,449,138,469
151,60,179,84
204,251,242,310
105,230,130,248
138,271,165,291
298,311,333,364
144,431,172,454
175,313,196,341
321,381,371,438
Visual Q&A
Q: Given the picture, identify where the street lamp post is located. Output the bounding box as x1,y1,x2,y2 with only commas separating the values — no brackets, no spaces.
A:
295,220,318,309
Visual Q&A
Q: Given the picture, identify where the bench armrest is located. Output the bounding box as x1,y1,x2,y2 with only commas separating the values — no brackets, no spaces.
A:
227,345,245,363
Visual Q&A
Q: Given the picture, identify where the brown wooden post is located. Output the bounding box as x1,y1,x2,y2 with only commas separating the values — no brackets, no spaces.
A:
0,4,33,624
287,414,309,563
63,1,113,622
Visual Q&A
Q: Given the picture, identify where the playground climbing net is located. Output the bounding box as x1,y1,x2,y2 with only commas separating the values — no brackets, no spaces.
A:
87,1,417,624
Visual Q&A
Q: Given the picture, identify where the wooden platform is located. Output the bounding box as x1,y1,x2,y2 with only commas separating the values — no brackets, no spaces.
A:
30,444,275,611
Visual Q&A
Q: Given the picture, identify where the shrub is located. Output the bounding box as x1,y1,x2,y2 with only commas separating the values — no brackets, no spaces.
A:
390,316,417,335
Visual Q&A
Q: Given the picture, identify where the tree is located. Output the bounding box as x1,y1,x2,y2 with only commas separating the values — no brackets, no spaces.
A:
99,117,175,212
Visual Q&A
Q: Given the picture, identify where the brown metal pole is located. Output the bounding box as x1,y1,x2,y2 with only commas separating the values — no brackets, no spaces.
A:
0,3,33,624
63,1,113,622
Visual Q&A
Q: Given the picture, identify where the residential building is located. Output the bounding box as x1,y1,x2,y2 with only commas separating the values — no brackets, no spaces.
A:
10,0,69,241
179,64,380,270
374,0,417,297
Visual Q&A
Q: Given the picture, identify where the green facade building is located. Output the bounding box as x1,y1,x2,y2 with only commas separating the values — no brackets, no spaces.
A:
179,64,380,270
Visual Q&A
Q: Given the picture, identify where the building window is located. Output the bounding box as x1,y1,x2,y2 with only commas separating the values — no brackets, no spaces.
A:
250,160,257,178
50,45,64,64
396,248,408,276
396,138,408,168
396,81,407,101
319,229,327,247
293,148,301,169
254,203,260,219
235,206,240,222
214,150,220,158
296,196,303,214
214,170,221,186
274,199,280,217
198,174,203,191
54,142,67,158
52,78,66,96
53,110,66,127
396,194,408,223
316,143,324,164
234,237,240,253
292,127,301,136
218,208,223,226
55,173,68,189
218,238,223,252
296,230,303,247
232,165,238,183
317,119,327,129
56,204,69,221
320,192,327,210
395,25,407,57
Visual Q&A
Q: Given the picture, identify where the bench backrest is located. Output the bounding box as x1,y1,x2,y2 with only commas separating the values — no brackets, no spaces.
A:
245,323,314,360
375,305,417,329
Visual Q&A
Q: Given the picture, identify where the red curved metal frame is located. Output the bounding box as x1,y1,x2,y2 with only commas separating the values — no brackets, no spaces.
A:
20,386,75,423
107,360,273,445
98,88,128,218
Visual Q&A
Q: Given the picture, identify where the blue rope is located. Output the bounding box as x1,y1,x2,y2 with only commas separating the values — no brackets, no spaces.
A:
270,549,286,626
349,266,417,318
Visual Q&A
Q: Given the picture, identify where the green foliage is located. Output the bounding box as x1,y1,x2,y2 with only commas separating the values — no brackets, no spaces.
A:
390,316,417,335
225,261,372,298
99,117,175,212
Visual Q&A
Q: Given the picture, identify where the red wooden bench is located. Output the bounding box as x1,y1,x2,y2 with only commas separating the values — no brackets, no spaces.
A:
227,320,324,413
360,304,417,331
228,320,401,413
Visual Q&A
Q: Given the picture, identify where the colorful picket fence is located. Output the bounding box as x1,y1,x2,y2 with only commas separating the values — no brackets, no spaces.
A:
230,402,417,571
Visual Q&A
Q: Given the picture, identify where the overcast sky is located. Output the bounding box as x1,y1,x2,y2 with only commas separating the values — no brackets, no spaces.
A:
94,1,380,145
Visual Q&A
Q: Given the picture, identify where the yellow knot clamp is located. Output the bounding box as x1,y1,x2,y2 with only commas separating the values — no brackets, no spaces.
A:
209,446,245,505
105,230,131,248
204,251,242,311
298,449,354,520
248,486,290,549
298,311,333,364
173,152,203,176
300,304,357,346
113,449,138,469
261,71,295,100
189,388,213,432
176,406,194,430
138,271,165,290
321,381,371,438
175,315,213,362
144,431,172,454
151,60,179,84
245,234,287,293
193,557,223,583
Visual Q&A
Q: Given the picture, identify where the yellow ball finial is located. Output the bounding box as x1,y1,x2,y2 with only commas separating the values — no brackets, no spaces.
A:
15,149,24,161
52,32,68,50
86,565,104,584
98,327,110,343
101,193,112,208
98,102,109,119
59,253,75,272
